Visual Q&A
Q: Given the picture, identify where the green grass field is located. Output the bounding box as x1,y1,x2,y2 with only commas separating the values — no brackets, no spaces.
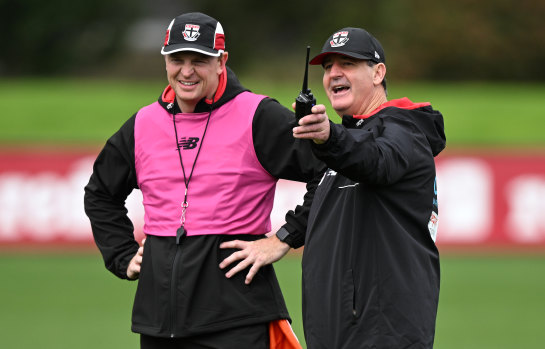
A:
1,78,545,147
1,78,544,348
1,253,544,349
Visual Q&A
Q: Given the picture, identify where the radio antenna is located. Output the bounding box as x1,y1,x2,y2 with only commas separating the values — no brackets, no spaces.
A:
302,46,310,92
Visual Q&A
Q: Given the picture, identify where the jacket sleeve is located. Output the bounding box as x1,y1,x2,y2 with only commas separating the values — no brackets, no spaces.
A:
312,116,417,185
252,98,326,248
84,114,140,279
276,172,322,248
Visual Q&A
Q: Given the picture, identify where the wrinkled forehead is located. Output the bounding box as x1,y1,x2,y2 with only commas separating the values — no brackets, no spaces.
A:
321,53,365,66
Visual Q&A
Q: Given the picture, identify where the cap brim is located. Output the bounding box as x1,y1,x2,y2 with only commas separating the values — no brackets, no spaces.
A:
161,44,223,57
309,51,375,65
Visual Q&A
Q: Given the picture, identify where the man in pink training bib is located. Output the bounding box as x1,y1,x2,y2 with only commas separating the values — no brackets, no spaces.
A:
85,12,324,349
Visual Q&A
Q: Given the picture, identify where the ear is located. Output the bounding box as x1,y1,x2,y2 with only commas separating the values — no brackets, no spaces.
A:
373,63,386,87
217,52,229,74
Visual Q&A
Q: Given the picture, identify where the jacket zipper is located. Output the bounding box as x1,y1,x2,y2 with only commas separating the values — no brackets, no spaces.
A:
169,102,187,338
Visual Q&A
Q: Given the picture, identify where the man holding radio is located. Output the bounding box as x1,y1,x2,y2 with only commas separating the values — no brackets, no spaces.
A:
221,27,446,348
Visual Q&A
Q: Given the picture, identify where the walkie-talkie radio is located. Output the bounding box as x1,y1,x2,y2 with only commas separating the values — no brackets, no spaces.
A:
295,46,316,123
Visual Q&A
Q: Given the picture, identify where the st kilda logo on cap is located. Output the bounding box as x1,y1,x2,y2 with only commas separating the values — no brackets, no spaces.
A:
330,31,349,48
183,24,200,41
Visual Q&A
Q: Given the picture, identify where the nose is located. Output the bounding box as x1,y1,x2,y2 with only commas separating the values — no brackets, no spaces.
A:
180,63,194,77
329,62,343,78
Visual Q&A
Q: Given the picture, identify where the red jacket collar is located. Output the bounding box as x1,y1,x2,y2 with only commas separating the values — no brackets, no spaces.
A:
353,97,431,119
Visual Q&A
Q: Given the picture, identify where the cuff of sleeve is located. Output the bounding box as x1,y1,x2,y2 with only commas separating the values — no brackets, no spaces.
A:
117,249,139,281
276,226,305,249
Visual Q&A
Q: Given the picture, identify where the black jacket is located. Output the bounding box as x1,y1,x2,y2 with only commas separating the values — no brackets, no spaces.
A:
301,98,446,348
84,67,325,338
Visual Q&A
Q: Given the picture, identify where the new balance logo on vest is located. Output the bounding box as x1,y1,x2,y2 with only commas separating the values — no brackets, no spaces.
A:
178,137,200,150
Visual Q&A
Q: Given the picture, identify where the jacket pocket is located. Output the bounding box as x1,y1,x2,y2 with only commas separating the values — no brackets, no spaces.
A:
342,268,357,325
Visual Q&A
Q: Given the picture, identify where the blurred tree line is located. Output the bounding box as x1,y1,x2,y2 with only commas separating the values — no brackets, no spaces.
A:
1,0,544,81
0,0,141,76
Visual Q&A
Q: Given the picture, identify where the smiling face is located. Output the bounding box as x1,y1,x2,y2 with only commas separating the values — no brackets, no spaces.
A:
322,54,386,116
165,51,228,112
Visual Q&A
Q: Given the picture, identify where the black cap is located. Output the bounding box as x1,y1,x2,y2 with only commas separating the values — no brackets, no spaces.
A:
310,27,385,65
161,12,225,56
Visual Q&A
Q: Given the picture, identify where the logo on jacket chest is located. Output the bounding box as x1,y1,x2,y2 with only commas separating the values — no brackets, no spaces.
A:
178,137,200,150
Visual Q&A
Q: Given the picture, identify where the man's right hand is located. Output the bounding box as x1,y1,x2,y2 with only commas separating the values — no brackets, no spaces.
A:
219,235,291,284
292,104,331,144
127,238,146,280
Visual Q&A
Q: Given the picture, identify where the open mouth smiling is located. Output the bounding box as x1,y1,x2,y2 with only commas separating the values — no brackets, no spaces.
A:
332,85,350,94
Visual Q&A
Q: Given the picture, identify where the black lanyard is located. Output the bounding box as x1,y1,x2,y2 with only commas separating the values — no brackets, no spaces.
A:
171,103,213,243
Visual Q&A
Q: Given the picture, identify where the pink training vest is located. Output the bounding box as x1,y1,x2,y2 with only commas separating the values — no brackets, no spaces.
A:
134,91,277,237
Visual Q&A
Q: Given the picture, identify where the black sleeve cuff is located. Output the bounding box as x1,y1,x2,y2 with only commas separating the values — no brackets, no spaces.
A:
276,226,305,249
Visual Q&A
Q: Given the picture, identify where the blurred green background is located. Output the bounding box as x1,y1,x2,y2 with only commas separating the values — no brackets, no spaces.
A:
1,0,545,348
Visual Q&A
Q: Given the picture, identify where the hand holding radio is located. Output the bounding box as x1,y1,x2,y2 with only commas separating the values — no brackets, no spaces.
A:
294,46,316,124
293,46,330,144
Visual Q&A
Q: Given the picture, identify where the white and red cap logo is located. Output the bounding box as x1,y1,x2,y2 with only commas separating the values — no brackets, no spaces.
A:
330,31,349,48
182,24,200,41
